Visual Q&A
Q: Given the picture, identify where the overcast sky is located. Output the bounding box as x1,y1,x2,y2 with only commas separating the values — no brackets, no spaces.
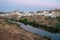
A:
0,0,60,12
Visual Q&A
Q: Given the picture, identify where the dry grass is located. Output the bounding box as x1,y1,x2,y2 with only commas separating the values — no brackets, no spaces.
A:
24,15,58,27
0,19,47,40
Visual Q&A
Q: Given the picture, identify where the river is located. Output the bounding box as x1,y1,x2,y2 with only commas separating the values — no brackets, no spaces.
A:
19,23,60,40
7,20,60,40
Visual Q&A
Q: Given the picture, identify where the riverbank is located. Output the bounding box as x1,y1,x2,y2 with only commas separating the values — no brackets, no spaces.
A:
18,17,60,33
0,19,48,40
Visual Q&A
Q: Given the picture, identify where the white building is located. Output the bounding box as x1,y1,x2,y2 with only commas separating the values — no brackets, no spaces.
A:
0,10,60,18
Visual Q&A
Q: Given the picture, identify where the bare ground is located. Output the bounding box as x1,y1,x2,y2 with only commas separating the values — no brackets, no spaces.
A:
0,19,47,40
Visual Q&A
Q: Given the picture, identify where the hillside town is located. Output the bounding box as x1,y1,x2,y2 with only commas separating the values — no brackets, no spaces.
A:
0,9,60,40
0,9,60,18
0,0,60,40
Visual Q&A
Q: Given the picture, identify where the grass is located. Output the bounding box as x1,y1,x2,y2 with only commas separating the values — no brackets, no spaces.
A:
19,18,60,33
4,18,20,27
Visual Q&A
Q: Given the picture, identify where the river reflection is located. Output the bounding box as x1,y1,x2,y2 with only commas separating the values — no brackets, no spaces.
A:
19,23,60,40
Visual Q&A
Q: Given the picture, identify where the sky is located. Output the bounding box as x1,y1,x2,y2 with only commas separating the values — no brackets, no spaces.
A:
0,0,60,12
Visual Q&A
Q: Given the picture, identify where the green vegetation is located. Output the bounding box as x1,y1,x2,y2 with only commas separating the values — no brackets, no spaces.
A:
4,18,60,33
19,18,60,33
55,17,60,22
19,18,28,25
4,18,20,27
55,22,60,28
43,36,51,40
5,18,18,22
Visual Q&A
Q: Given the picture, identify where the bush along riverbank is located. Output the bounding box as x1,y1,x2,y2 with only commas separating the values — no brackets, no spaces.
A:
0,19,49,40
4,18,20,27
19,18,60,33
3,18,50,40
